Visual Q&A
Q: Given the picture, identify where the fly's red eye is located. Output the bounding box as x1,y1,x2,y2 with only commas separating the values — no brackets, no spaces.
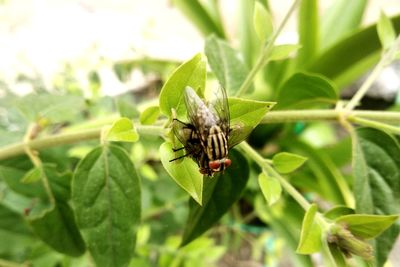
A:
224,158,232,167
209,161,221,170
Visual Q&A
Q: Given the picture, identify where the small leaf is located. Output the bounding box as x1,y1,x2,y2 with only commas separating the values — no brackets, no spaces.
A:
276,72,337,109
159,53,206,118
139,106,160,125
228,98,275,146
258,172,281,205
377,11,396,50
272,152,307,174
270,45,301,61
205,35,248,95
72,145,141,267
324,206,355,220
159,142,203,204
284,139,352,206
181,149,249,246
296,204,322,254
253,2,273,41
229,98,275,126
21,167,42,184
105,117,139,142
336,214,399,240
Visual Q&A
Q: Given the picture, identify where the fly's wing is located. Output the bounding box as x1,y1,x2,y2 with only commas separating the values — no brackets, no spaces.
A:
208,86,230,136
171,118,195,147
184,86,212,131
228,123,253,148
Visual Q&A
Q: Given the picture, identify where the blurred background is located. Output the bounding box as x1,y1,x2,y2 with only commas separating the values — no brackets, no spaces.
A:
1,1,400,267
1,0,399,97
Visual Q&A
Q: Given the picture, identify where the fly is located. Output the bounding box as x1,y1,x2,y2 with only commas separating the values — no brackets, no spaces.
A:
171,86,243,176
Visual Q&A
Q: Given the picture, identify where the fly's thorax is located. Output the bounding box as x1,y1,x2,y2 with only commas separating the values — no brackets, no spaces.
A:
206,125,228,161
195,104,218,142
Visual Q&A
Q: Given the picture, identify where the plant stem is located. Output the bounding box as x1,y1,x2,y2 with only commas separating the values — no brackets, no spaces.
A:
262,110,400,124
264,163,311,210
0,259,29,267
1,109,399,161
236,0,300,97
239,141,310,211
349,116,400,134
345,34,400,111
23,124,56,206
0,125,164,161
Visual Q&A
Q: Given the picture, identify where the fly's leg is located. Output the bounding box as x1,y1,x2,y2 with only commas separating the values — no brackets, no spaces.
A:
169,153,191,162
172,146,185,152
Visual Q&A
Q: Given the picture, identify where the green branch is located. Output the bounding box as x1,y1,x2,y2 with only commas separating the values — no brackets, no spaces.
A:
239,141,311,211
262,110,400,124
0,125,164,161
345,34,400,111
1,109,399,161
236,0,300,96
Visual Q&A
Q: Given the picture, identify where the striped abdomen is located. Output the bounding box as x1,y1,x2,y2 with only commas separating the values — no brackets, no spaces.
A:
205,125,231,173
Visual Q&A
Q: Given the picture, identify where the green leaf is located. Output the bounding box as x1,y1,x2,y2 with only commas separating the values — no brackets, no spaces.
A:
14,94,85,123
253,1,273,41
159,53,206,118
228,98,275,146
237,0,260,66
16,165,82,256
28,201,86,257
297,0,319,66
320,0,367,50
181,149,249,246
296,204,322,254
139,106,160,125
308,15,400,88
254,196,314,266
272,152,307,174
328,243,348,267
0,165,71,202
115,96,140,118
205,35,248,95
276,72,338,109
159,142,203,205
72,145,141,267
377,11,396,50
105,117,139,142
258,172,281,206
172,0,225,38
284,139,352,206
0,204,31,235
21,166,42,184
353,128,400,266
335,214,399,240
270,44,302,61
324,206,355,220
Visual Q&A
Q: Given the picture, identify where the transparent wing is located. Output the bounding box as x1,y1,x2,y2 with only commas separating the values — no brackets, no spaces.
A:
208,86,230,136
228,123,253,148
171,118,195,147
184,86,206,129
